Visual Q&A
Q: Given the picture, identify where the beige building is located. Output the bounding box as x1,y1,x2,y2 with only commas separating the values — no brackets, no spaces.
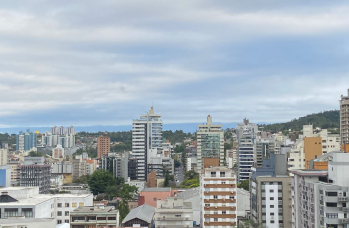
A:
200,165,237,227
154,196,193,228
197,115,224,171
340,89,349,145
0,149,7,165
97,135,110,158
288,125,340,173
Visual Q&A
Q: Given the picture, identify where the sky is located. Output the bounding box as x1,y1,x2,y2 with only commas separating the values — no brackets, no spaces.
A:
0,0,348,129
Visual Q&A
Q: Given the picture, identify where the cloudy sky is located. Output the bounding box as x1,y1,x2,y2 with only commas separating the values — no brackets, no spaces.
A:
0,0,348,128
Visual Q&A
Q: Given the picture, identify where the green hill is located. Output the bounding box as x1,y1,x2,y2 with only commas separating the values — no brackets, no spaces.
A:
259,110,340,133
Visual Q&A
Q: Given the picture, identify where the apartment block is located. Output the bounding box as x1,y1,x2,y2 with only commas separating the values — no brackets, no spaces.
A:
197,115,224,172
154,196,193,228
16,129,37,152
250,153,291,228
70,205,119,228
255,139,275,168
340,89,349,145
20,157,50,194
100,152,129,180
201,166,237,227
132,107,163,180
0,149,7,165
236,119,258,183
292,152,349,228
97,135,110,158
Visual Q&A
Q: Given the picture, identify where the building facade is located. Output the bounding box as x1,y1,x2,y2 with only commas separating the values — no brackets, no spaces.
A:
16,129,37,152
0,149,7,166
20,157,50,194
97,135,110,158
132,107,162,180
197,115,224,172
154,196,193,228
200,166,237,227
340,89,349,145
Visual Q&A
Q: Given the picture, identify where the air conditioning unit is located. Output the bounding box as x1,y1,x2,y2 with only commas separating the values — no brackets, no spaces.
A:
206,191,209,193
231,191,234,194
215,206,217,209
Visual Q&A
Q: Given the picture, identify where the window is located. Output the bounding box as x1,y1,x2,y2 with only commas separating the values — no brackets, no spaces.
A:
97,217,106,220
72,203,77,207
57,220,62,224
326,192,337,196
22,208,33,218
79,203,84,207
65,220,69,223
205,204,210,207
270,197,274,200
326,203,337,207
270,205,274,208
65,211,69,216
108,217,116,220
214,211,218,214
269,190,274,193
214,218,218,221
326,213,338,218
214,195,218,199
222,181,226,184
65,203,70,207
175,215,181,217
222,211,226,214
153,198,157,201
270,212,274,216
270,220,274,223
57,211,62,216
220,172,225,177
211,172,216,177
222,204,226,207
4,208,18,218
57,203,62,208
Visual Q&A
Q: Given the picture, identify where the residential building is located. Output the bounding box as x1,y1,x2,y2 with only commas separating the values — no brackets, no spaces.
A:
51,162,73,185
292,152,349,228
20,157,50,194
16,129,37,152
8,160,20,186
236,119,258,183
178,188,201,226
0,218,56,228
225,148,236,169
132,107,163,180
255,139,275,168
42,126,75,149
250,153,291,228
52,144,65,159
72,155,95,179
122,204,155,227
139,188,179,208
147,171,157,187
154,196,193,228
70,205,119,228
97,135,110,158
126,179,146,192
340,89,349,145
200,164,237,227
0,186,93,224
187,157,198,172
147,153,174,178
197,115,224,171
0,165,11,187
100,152,129,180
128,156,137,180
288,125,340,172
0,149,7,165
237,188,250,218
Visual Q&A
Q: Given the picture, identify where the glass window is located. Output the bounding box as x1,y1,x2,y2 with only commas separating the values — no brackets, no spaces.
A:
72,203,77,207
65,211,69,216
22,208,33,218
220,172,225,177
57,211,62,216
79,203,84,207
57,203,62,208
65,203,70,207
211,172,216,177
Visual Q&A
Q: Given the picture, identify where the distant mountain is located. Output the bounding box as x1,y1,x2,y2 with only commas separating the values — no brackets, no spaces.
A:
258,110,340,133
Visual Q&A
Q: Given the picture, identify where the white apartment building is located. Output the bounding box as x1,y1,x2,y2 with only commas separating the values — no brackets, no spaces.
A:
132,107,162,181
154,196,193,228
236,119,258,183
225,148,236,169
340,89,349,144
201,166,237,228
292,152,349,228
197,115,224,172
52,144,65,159
0,187,93,225
0,149,7,165
288,125,340,173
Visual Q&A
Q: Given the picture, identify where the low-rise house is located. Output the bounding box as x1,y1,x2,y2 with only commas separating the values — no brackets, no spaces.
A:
122,204,155,228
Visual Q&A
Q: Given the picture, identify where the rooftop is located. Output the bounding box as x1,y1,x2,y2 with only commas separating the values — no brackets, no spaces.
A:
0,218,55,224
71,206,117,213
122,204,155,224
141,187,171,192
291,169,328,176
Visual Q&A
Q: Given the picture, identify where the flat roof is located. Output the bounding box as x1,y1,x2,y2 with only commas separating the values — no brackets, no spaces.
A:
141,187,171,192
71,206,117,213
0,194,92,206
0,218,55,224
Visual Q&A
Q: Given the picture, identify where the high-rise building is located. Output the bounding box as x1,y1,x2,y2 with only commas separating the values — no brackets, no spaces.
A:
197,115,224,171
16,129,37,152
132,107,162,180
0,165,11,187
97,135,110,158
20,157,50,194
100,152,129,180
52,144,65,159
200,163,237,227
43,126,75,149
0,148,8,165
236,119,258,183
255,139,275,168
250,153,291,228
340,89,349,145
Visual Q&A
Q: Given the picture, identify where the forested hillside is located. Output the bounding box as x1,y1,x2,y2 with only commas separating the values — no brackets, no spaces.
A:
259,110,339,133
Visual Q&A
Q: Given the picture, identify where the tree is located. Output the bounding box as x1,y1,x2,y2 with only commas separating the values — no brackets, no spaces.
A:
73,174,90,184
236,219,262,228
87,170,116,195
117,184,138,222
238,179,249,191
28,151,44,157
174,160,181,168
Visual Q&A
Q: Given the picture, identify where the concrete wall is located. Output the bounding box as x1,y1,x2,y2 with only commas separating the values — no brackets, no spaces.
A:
304,137,322,169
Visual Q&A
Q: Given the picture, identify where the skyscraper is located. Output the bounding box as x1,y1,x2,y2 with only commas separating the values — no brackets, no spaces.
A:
132,107,162,181
197,115,224,171
97,135,110,158
236,118,258,183
16,129,37,152
340,89,349,145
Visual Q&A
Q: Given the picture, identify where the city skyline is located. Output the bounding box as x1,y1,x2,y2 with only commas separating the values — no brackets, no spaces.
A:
0,1,348,128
